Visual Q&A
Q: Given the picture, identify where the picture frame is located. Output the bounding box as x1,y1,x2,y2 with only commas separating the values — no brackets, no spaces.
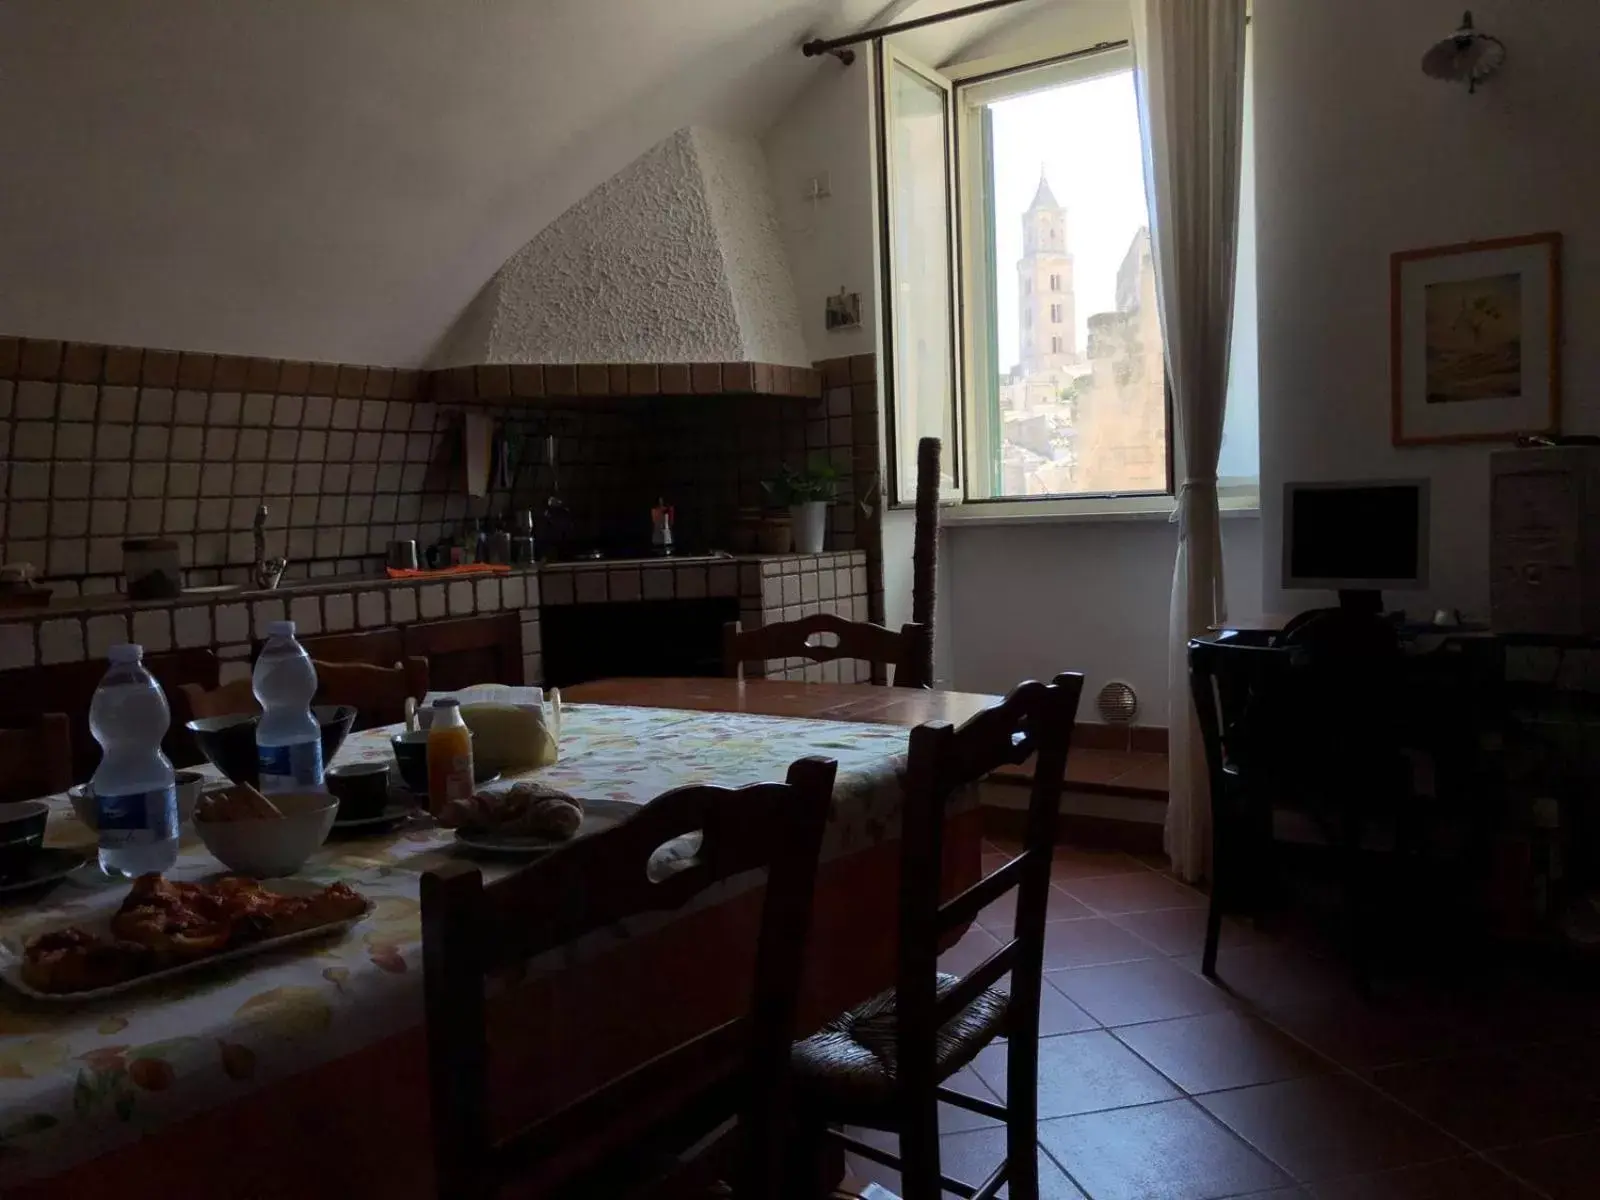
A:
1390,231,1561,446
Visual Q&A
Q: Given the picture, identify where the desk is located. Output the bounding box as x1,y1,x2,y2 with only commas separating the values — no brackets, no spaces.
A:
4,681,997,1198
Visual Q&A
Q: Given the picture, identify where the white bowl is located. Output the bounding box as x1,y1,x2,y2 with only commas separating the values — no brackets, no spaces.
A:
194,791,338,878
69,771,206,829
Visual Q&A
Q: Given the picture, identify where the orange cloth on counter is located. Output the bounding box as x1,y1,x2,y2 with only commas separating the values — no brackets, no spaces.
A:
384,563,512,580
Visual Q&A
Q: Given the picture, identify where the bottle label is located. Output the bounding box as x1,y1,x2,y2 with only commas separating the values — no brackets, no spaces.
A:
258,741,324,793
97,786,179,848
443,755,474,802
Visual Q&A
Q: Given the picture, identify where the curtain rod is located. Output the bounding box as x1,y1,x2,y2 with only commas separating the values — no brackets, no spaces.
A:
802,0,1039,61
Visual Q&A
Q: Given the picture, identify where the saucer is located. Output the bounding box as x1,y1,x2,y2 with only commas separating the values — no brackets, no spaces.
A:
0,848,93,897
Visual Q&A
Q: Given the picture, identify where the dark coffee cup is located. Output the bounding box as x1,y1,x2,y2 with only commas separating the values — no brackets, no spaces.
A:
326,762,390,821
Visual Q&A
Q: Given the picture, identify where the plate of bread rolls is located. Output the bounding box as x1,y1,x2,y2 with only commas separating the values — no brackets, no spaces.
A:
439,781,621,856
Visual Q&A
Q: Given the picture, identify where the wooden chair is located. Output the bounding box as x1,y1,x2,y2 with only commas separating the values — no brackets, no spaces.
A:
790,672,1085,1200
723,615,931,688
313,657,429,731
0,714,74,802
910,436,941,689
421,754,838,1200
177,679,259,720
298,627,404,668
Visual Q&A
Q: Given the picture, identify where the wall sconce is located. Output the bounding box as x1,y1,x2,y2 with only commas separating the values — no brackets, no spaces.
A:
1421,10,1506,93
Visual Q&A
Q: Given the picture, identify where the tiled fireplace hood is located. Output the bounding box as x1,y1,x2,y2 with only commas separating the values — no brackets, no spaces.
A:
430,358,820,403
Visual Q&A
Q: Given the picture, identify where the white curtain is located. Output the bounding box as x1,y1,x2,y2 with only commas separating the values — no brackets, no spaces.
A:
1131,0,1248,881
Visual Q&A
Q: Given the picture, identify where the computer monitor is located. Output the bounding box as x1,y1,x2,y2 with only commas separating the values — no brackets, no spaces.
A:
1282,480,1429,612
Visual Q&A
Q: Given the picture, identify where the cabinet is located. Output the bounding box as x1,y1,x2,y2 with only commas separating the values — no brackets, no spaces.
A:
1491,447,1600,635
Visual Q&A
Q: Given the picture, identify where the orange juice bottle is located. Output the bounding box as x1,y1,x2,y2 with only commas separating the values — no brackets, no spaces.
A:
426,698,475,815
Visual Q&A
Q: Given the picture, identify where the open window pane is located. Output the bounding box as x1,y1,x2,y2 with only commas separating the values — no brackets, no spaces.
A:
880,47,958,503
965,52,1168,500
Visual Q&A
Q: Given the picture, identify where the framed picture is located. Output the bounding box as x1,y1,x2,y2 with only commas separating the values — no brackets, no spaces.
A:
1390,231,1561,446
824,288,862,332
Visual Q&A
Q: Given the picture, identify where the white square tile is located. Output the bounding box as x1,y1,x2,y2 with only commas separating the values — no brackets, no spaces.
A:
126,499,162,535
170,426,204,461
389,587,417,624
133,425,169,461
520,618,540,655
501,576,526,611
302,395,331,429
357,590,386,628
219,660,251,687
242,393,274,426
318,495,346,523
10,462,49,499
344,494,372,524
447,580,474,616
129,463,165,498
90,462,129,498
137,387,173,423
86,613,128,658
49,540,87,576
163,498,197,533
353,431,381,462
315,527,341,558
801,572,819,603
59,383,97,422
233,462,265,497
39,618,84,665
574,570,607,604
676,566,707,599
99,385,137,423
14,421,54,459
236,428,268,461
348,463,376,494
358,399,387,431
542,570,574,606
205,427,237,460
297,431,326,463
522,654,541,685
15,380,57,420
852,565,868,594
175,389,208,425
129,608,172,653
88,537,122,575
475,578,501,611
173,606,211,648
272,395,303,427
0,623,35,670
264,463,294,495
50,500,89,537
710,563,737,597
9,501,47,539
215,603,249,642
761,577,782,608
419,584,446,619
642,567,674,601
0,379,10,418
781,575,801,606
55,422,94,459
268,429,298,461
289,595,322,636
252,599,286,638
199,464,234,497
323,592,354,631
340,527,366,556
94,423,132,459
331,398,360,430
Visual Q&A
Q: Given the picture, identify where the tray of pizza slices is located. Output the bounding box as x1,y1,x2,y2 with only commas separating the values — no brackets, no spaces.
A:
0,873,373,1001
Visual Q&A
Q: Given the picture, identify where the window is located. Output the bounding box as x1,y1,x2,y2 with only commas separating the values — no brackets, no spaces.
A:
876,39,1258,509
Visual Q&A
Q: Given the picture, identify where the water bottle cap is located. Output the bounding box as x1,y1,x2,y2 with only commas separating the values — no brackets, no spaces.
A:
266,620,297,639
106,643,143,664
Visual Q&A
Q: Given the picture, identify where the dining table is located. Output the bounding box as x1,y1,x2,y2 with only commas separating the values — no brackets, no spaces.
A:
0,677,1000,1199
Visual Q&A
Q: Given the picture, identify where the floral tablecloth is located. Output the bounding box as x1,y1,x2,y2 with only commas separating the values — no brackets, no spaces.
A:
0,703,922,1187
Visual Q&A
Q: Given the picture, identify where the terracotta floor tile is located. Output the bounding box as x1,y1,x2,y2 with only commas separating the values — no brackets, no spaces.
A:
1049,957,1236,1027
1113,756,1171,792
1492,1129,1600,1199
1043,917,1161,970
1372,1049,1600,1150
936,1125,1089,1197
969,1030,1180,1118
1264,993,1479,1072
1110,906,1269,958
940,925,1003,976
1508,1035,1600,1102
1060,872,1208,915
1037,976,1099,1036
939,1066,1005,1133
1065,748,1143,786
1178,943,1364,1015
1115,1010,1331,1095
1049,846,1149,882
977,883,1094,933
1309,1155,1543,1199
1197,1074,1461,1182
1038,1097,1291,1200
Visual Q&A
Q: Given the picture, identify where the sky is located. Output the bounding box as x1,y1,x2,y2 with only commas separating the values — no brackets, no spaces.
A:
987,67,1150,374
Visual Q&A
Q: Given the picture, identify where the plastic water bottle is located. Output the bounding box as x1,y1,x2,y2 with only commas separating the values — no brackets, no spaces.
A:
253,620,324,794
90,644,179,877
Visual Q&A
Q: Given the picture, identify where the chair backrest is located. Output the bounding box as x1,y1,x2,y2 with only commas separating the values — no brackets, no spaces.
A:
723,615,931,688
0,649,219,777
1187,635,1309,823
0,714,74,802
313,657,429,731
911,436,942,688
298,627,405,668
894,674,1083,1171
420,754,838,1200
178,679,259,720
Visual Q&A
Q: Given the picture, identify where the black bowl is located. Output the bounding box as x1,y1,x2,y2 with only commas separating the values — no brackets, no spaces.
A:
186,705,357,787
0,801,49,879
389,729,492,795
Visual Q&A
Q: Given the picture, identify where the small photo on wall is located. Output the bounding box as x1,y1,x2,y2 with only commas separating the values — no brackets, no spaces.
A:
1391,232,1561,445
825,288,862,332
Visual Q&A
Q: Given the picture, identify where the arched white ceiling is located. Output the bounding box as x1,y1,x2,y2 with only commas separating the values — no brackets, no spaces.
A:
0,0,1041,367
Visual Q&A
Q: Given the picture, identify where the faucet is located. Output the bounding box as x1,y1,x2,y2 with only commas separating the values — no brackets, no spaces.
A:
253,503,287,589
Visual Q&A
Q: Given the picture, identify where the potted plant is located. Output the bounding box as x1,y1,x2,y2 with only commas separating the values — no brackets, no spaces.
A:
762,459,838,555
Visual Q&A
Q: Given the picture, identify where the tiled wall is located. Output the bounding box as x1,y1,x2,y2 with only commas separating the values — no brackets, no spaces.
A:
0,337,884,600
